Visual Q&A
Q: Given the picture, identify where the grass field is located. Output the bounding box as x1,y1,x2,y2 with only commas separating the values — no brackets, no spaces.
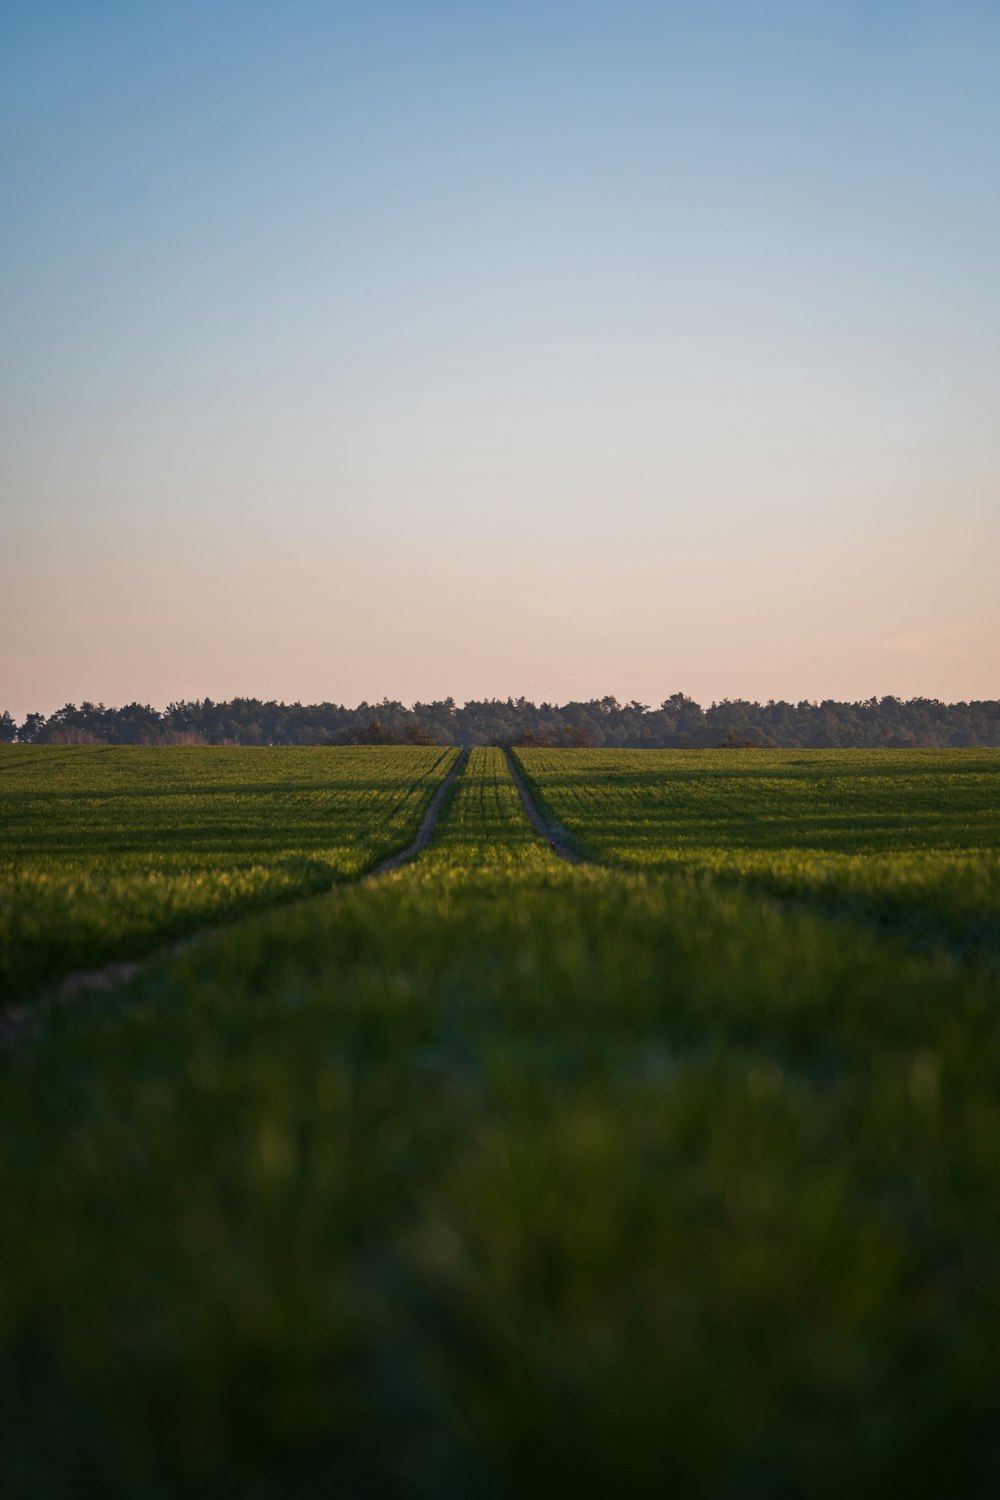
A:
2,746,999,1496
0,744,457,1003
515,747,1000,958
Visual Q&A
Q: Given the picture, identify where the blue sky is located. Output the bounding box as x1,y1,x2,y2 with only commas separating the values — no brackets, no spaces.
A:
2,0,998,715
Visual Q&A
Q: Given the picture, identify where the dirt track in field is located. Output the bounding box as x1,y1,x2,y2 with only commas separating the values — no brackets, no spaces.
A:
503,749,584,864
6,748,564,1038
368,749,468,877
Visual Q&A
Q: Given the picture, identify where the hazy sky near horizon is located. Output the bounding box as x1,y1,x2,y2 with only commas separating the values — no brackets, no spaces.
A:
2,0,998,719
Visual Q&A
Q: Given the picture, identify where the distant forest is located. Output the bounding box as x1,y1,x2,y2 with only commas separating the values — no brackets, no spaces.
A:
2,694,999,748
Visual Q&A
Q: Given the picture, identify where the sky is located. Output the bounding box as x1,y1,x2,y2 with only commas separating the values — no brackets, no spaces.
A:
1,0,998,719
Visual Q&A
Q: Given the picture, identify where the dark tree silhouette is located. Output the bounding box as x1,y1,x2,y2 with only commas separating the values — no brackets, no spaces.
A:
4,695,998,748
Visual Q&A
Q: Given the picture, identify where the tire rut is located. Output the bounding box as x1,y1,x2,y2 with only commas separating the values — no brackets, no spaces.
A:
367,749,467,877
503,748,586,864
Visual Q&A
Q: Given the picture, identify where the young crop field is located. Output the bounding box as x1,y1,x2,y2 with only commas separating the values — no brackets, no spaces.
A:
2,746,999,1496
515,747,1000,958
0,744,457,1003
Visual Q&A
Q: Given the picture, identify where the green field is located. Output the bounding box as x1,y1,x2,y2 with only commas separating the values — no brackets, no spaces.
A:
0,744,456,1002
2,746,999,1496
515,747,1000,956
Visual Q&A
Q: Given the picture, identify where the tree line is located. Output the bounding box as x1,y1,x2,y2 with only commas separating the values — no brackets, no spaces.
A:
2,693,998,748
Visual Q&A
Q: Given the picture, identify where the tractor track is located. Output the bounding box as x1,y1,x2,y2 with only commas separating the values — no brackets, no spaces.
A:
503,748,585,864
4,747,565,1046
367,749,467,877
